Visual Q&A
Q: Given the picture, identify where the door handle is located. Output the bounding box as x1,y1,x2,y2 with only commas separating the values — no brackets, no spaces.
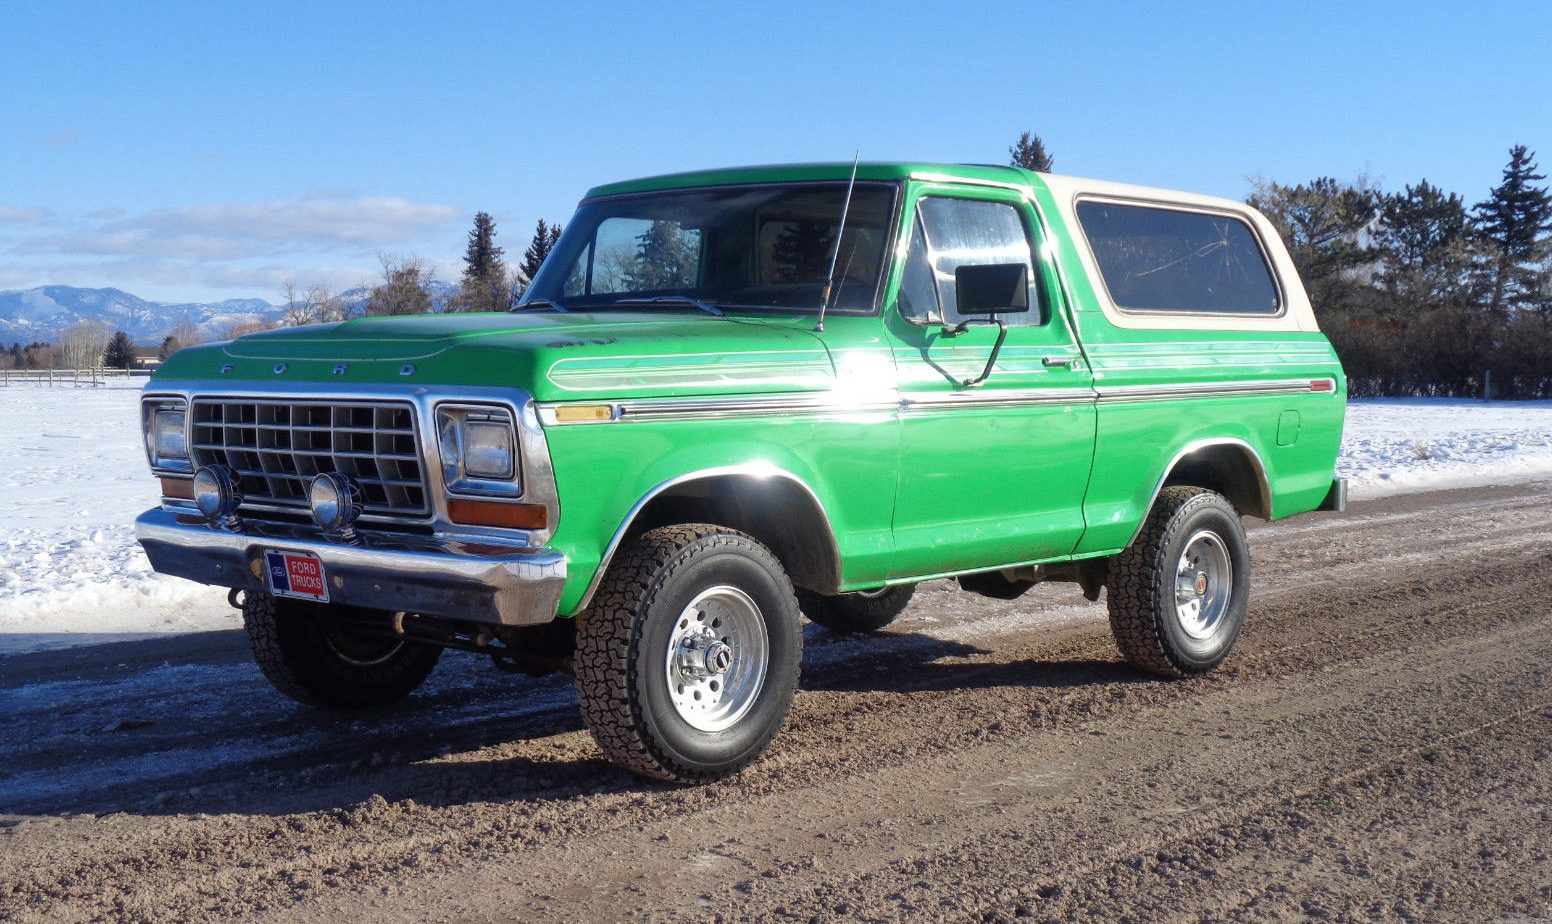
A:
1042,355,1076,368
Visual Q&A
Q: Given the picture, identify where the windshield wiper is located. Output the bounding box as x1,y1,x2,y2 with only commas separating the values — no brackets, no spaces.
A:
608,296,724,317
510,298,569,313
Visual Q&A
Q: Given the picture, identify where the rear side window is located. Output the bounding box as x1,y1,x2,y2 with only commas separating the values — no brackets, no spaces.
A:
1075,201,1280,315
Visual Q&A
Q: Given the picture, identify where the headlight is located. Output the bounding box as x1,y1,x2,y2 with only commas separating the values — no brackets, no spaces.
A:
142,398,190,471
436,404,520,495
461,420,515,479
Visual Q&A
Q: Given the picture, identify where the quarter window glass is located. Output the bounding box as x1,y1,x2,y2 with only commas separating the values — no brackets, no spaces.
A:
914,197,1038,326
1076,202,1280,314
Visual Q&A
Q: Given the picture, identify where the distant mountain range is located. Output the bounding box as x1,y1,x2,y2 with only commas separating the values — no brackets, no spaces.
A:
0,283,459,345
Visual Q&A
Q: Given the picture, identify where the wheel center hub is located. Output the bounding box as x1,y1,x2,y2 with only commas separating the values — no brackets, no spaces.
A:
1194,572,1208,595
676,631,732,678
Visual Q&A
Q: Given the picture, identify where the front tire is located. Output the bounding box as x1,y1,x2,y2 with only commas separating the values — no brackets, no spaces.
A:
242,594,442,708
1106,486,1250,677
574,525,802,783
796,584,915,633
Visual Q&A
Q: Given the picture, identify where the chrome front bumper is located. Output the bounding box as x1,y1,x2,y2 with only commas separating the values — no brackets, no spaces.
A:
135,507,566,626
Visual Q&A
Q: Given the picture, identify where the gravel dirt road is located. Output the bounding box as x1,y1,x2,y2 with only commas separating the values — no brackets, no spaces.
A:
3,481,1551,923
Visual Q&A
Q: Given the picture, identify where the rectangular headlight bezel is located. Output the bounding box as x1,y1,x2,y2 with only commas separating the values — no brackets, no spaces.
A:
142,397,191,473
435,403,521,498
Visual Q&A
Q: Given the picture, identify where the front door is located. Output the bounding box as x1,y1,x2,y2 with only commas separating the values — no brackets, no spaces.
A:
884,183,1096,579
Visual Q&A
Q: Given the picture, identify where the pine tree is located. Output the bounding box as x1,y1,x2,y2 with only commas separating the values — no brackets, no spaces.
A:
1247,177,1377,310
1374,180,1472,309
158,335,180,360
456,212,508,312
462,212,505,281
520,219,563,287
102,330,134,370
1472,145,1552,317
1009,131,1054,172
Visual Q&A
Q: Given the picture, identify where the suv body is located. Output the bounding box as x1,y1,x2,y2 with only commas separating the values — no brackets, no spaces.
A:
137,163,1345,781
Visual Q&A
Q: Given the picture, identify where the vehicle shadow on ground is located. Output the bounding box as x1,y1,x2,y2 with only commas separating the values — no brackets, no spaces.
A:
2,627,1142,819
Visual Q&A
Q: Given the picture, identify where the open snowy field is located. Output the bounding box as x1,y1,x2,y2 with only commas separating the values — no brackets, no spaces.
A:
2,382,1551,654
0,379,236,653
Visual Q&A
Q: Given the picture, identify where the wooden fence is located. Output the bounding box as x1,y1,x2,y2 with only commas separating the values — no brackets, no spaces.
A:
0,368,148,386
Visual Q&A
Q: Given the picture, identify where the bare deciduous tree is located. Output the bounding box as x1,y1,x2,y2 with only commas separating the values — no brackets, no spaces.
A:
365,253,435,316
169,315,203,349
281,281,347,325
58,321,109,370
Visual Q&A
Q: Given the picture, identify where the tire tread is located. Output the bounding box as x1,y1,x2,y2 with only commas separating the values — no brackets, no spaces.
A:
1107,486,1237,677
574,524,800,783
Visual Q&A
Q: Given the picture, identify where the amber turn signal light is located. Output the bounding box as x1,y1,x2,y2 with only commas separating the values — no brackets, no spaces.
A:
446,499,549,530
160,477,195,500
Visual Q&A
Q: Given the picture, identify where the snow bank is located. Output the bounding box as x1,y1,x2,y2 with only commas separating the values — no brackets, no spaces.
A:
0,380,237,653
1338,398,1552,497
1,385,1550,654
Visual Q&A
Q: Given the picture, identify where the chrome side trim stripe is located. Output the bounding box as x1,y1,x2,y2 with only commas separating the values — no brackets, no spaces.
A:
1095,378,1335,403
619,394,900,422
538,377,1337,424
901,387,1097,410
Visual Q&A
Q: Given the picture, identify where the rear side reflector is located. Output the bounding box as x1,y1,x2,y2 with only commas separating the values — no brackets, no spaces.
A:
160,477,195,500
447,499,549,530
1310,379,1335,393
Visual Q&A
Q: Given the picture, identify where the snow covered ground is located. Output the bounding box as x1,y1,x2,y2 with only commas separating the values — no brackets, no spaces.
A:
0,379,236,653
2,383,1550,654
1337,398,1552,495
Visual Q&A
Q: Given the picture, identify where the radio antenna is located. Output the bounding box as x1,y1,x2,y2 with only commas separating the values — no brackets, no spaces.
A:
815,150,860,333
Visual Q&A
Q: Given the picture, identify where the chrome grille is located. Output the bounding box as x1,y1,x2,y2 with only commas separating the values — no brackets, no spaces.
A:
189,398,429,519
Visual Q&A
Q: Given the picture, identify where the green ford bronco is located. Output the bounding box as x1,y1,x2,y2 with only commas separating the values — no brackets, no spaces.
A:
137,162,1347,782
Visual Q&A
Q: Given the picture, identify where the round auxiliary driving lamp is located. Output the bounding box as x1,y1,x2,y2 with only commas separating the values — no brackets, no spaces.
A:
308,472,363,540
191,465,242,528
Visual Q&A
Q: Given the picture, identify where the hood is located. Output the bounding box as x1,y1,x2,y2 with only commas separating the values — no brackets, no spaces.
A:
152,311,839,401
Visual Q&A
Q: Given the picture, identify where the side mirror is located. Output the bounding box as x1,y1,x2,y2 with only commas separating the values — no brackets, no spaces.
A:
941,263,1030,388
954,263,1029,317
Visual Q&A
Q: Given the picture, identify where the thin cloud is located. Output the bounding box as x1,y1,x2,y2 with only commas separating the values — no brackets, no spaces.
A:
3,192,463,299
20,193,461,260
0,206,49,224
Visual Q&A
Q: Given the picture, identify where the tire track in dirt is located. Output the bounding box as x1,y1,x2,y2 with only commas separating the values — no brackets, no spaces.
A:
1,480,1551,923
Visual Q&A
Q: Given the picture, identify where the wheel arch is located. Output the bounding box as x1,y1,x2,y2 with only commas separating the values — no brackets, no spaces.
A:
576,465,843,610
1129,438,1272,548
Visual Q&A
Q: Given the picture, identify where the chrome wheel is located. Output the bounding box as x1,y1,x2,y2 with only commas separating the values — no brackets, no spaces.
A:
1174,529,1232,640
665,585,769,732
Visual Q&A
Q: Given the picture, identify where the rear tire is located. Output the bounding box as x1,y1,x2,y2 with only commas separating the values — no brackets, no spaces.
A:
574,525,802,783
1106,486,1250,677
242,593,442,709
796,584,915,633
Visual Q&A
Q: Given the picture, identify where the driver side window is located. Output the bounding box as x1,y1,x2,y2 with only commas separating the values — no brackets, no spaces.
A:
898,196,1043,327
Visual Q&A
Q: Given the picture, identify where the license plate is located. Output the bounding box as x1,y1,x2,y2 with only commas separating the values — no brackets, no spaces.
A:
264,549,329,602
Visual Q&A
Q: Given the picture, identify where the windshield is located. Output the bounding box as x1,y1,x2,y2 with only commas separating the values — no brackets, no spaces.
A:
522,182,897,314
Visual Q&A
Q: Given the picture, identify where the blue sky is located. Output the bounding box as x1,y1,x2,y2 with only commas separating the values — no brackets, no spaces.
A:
2,0,1548,304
